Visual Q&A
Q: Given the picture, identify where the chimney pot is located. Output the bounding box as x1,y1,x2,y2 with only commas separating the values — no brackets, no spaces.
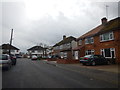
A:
101,17,107,25
63,35,66,40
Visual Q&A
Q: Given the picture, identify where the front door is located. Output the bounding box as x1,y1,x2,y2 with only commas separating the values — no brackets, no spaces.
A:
75,51,78,60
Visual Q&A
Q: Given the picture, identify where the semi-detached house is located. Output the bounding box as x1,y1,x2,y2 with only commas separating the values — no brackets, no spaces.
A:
27,46,47,57
0,44,20,55
73,17,120,64
53,35,77,59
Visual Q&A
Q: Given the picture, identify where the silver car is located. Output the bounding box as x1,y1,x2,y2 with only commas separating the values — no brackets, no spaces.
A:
0,54,12,70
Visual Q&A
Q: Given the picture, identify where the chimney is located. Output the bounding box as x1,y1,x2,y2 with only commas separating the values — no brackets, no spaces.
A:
101,17,107,25
63,35,66,40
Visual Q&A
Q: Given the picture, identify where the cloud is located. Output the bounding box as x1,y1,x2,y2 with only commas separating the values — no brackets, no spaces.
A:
1,0,118,52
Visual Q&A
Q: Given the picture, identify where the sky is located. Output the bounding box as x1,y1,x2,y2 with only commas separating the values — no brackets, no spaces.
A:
0,0,119,53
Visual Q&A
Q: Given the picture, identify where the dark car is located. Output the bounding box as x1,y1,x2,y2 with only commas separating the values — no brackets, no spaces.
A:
80,55,108,66
10,54,17,65
51,55,61,59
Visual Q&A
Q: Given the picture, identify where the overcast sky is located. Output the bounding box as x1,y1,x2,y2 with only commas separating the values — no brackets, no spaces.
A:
0,0,119,52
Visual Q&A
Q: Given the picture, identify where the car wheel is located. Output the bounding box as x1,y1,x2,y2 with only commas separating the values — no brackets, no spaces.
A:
91,61,96,66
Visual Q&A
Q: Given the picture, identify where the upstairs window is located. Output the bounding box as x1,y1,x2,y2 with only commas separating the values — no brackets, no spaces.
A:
11,50,15,52
85,37,94,44
60,45,63,49
32,50,35,53
78,39,82,45
100,32,114,42
67,43,70,46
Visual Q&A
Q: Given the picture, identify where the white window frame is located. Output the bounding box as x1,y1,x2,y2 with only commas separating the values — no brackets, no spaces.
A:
85,39,88,44
85,49,95,55
60,45,63,49
78,39,82,45
91,37,94,43
100,32,114,42
100,48,115,58
109,32,114,40
63,52,67,58
67,43,70,46
11,50,15,52
85,37,94,44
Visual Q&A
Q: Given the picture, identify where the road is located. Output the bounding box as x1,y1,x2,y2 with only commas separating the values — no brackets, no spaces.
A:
2,58,118,88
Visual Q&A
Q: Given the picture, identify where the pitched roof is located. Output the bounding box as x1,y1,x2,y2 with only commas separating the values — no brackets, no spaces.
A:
77,25,104,40
53,36,76,47
27,46,46,51
0,44,19,50
99,17,120,34
77,17,119,40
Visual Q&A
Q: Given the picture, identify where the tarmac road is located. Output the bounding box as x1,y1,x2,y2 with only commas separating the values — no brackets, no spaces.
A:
2,58,119,88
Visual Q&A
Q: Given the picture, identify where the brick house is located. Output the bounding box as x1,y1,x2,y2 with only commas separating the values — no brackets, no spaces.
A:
0,44,20,55
73,17,120,63
53,35,77,59
27,45,47,58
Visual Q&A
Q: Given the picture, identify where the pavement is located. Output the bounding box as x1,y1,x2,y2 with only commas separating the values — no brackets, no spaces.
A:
44,60,119,74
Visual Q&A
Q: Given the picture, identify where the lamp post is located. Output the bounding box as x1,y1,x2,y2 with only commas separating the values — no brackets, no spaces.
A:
9,29,13,55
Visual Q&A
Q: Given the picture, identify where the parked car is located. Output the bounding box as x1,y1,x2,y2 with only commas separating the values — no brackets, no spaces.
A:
0,54,12,70
17,55,22,58
31,55,37,60
51,55,61,59
27,55,30,59
10,54,17,65
80,55,108,66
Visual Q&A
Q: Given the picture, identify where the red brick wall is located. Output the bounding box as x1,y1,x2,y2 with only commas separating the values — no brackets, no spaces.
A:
77,30,120,63
77,40,85,58
67,51,72,59
47,58,57,61
57,59,79,64
94,30,120,63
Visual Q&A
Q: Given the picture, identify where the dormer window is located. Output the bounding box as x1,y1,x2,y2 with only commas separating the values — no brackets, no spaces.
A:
85,37,94,44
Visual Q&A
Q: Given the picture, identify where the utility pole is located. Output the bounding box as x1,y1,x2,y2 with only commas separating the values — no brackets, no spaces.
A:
106,5,109,19
9,29,13,55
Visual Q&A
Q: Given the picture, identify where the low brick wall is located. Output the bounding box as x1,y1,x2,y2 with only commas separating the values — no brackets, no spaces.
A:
57,59,79,64
47,58,57,61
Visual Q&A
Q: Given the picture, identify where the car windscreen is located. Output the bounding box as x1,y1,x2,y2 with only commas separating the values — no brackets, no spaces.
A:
0,55,8,60
84,55,92,58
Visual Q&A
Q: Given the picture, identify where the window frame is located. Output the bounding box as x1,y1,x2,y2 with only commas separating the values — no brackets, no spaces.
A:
100,48,115,58
85,49,95,55
85,37,94,44
100,32,114,42
78,39,82,45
